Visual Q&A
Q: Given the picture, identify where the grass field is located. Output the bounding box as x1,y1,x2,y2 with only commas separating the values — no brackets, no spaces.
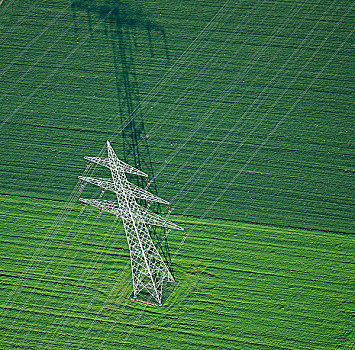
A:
0,0,354,349
0,195,354,349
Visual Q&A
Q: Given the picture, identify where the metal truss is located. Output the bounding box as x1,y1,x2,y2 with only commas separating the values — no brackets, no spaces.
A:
79,141,184,305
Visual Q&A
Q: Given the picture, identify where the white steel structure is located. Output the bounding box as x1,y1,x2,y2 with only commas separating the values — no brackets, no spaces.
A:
79,141,184,305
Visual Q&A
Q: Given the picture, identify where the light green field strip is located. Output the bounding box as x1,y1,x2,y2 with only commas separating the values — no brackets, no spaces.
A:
0,195,353,349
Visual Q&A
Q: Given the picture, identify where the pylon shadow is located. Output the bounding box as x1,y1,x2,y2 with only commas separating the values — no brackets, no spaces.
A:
70,1,174,278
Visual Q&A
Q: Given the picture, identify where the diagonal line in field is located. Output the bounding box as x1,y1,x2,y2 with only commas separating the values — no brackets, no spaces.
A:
0,0,354,348
40,0,340,348
103,7,354,350
0,2,242,342
64,1,342,348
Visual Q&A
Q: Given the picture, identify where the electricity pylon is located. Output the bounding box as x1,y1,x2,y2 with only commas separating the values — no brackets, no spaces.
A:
79,141,184,306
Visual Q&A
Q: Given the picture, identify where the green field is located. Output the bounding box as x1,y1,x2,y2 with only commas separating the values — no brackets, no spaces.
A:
0,0,354,349
1,195,354,349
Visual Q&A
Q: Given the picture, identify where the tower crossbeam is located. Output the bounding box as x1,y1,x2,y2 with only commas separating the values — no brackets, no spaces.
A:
79,198,183,231
84,156,148,177
78,176,169,205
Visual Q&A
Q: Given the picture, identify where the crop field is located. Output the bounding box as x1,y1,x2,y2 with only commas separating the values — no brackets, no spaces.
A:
0,0,354,349
1,195,354,349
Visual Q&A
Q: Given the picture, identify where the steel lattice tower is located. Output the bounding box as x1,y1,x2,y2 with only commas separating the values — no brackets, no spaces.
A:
79,141,184,305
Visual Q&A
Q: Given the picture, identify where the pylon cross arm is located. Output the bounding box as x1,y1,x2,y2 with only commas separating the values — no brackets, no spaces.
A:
78,176,169,205
79,198,183,231
136,205,184,231
84,156,148,178
79,198,122,216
